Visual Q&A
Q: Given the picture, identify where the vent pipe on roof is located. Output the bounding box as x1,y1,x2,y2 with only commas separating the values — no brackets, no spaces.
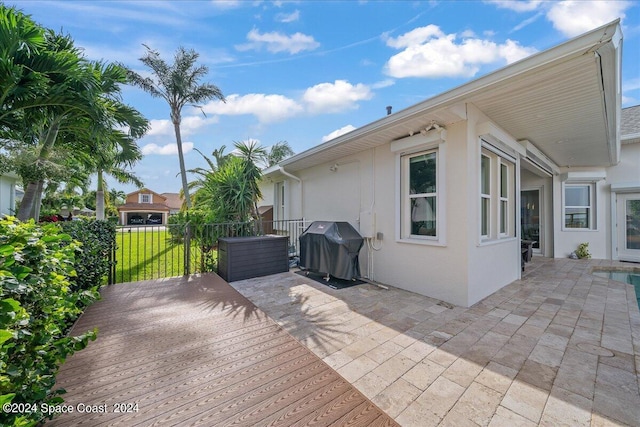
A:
386,106,392,115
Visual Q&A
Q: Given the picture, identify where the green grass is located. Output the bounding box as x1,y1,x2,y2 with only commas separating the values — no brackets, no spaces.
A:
114,228,218,283
115,229,185,283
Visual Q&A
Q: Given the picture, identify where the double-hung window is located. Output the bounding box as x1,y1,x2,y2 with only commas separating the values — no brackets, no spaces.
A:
401,150,438,239
140,194,151,203
564,184,594,229
480,146,514,241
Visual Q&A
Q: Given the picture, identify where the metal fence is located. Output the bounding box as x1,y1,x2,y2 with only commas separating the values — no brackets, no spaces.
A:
111,219,310,284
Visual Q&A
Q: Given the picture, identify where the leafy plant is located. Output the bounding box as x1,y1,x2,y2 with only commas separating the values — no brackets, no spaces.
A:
0,217,99,426
575,242,591,259
60,219,116,291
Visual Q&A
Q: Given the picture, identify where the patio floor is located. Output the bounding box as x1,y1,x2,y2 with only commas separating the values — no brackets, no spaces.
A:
230,257,640,426
48,274,398,426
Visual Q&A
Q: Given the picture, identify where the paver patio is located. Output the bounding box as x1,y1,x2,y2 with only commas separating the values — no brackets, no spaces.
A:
231,257,640,426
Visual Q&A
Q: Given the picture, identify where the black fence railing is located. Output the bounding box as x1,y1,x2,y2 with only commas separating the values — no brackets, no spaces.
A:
111,219,310,284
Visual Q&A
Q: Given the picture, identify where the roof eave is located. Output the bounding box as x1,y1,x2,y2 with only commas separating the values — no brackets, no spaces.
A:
278,19,621,170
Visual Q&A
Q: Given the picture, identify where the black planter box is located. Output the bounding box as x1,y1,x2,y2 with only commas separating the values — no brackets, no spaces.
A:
217,235,289,282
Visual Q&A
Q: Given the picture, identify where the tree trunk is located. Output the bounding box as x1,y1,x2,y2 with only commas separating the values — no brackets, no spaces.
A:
173,120,191,209
96,170,105,220
17,181,39,221
32,180,44,221
16,120,60,221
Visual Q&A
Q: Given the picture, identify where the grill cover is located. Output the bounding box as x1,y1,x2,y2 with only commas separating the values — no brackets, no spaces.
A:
299,221,364,280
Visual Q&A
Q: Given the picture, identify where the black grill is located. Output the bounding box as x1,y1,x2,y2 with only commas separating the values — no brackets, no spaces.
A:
299,221,364,281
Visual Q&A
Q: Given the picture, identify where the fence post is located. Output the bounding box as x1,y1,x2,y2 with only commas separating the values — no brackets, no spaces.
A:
184,221,191,276
108,236,116,285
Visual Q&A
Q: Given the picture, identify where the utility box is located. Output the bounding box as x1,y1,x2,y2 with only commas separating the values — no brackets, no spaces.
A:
217,235,289,282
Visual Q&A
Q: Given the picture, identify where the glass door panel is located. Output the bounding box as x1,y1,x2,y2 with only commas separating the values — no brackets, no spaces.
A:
521,190,540,250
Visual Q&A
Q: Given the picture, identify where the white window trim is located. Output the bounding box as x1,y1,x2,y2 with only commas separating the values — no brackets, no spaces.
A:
139,193,151,204
479,143,515,243
393,129,447,246
499,161,509,237
562,182,596,231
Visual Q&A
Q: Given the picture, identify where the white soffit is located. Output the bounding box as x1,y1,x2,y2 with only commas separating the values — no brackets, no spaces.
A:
278,20,621,173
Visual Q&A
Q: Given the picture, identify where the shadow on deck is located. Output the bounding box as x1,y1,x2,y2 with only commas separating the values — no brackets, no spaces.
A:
48,273,398,426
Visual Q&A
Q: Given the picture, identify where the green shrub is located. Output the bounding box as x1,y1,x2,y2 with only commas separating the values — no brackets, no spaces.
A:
60,219,116,291
0,217,99,426
576,242,591,259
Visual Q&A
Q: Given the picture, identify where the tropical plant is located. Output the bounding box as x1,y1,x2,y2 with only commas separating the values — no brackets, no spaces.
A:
234,140,267,231
109,188,127,206
125,45,225,209
265,140,294,167
0,217,99,426
14,37,147,221
0,5,78,136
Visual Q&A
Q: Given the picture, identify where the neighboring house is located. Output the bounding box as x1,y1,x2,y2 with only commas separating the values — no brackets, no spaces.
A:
117,188,171,225
0,172,18,216
160,192,183,215
260,20,635,307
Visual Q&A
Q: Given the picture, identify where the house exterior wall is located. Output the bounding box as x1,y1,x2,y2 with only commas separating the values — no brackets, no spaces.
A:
269,114,527,307
0,174,17,216
550,142,640,259
465,105,520,305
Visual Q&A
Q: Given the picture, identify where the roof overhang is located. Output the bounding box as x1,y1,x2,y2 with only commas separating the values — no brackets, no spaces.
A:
268,20,622,176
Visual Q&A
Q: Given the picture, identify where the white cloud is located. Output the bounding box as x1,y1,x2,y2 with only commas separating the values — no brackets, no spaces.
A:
485,0,543,12
201,93,303,123
235,29,320,54
547,1,630,37
200,80,375,122
303,80,373,113
276,10,300,23
322,125,356,142
146,119,173,137
146,115,217,137
211,0,242,9
141,142,194,155
372,79,395,89
383,25,536,78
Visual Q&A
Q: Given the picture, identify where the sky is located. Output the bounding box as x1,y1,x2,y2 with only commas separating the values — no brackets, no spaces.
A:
9,0,640,195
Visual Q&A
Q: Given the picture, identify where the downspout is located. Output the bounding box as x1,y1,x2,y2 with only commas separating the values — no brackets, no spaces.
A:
278,167,303,219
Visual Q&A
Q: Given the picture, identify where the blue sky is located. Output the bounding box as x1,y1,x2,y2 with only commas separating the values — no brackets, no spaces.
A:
10,0,640,195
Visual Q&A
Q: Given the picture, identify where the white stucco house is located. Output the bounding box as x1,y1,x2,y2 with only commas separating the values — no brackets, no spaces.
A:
259,20,639,307
0,172,18,217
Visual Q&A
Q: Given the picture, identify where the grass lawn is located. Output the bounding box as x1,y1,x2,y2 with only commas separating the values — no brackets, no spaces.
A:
114,228,218,283
115,228,183,283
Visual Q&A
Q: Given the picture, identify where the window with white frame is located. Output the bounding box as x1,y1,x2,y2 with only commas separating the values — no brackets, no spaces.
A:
480,147,514,241
563,184,594,229
481,154,491,238
140,193,151,203
402,150,437,239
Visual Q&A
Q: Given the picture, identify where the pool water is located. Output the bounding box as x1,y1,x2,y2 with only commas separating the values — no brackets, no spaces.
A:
593,270,640,308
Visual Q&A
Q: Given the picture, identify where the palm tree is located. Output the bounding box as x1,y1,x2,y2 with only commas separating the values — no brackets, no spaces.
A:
265,141,294,167
109,188,126,206
93,134,144,220
16,58,147,221
125,45,225,209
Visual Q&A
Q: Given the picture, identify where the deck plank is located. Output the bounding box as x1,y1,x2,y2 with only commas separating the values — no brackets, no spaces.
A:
47,273,398,426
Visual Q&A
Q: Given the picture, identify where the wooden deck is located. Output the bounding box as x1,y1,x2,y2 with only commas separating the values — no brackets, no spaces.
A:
48,274,398,426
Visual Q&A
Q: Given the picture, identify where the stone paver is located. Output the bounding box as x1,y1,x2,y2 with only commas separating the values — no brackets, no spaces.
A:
232,257,640,426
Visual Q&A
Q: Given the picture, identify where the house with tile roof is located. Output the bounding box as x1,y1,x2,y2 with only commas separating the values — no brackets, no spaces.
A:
117,188,172,225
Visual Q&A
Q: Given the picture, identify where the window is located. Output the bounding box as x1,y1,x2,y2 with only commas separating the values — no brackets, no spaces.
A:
402,150,437,239
500,163,509,235
481,154,491,238
480,147,514,241
140,194,151,203
564,184,594,229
